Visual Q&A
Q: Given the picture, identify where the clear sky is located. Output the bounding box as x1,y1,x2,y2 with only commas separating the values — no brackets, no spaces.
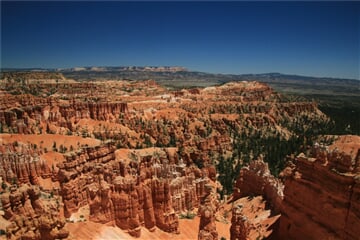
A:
1,1,359,79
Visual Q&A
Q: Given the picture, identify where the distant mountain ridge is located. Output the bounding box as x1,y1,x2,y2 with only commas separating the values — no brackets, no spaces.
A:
1,66,359,98
1,66,188,73
1,66,358,82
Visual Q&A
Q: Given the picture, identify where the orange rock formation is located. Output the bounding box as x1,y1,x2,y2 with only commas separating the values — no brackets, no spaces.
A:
0,76,336,239
278,135,360,240
233,157,284,214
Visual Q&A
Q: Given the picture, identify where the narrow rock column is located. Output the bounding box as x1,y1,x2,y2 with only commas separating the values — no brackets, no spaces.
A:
198,184,218,240
230,204,250,240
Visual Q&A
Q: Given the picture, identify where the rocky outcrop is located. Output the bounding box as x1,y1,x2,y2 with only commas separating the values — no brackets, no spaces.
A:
151,178,179,234
58,144,116,217
111,176,141,237
233,157,284,213
57,146,214,237
0,93,127,134
87,179,114,224
56,101,128,123
278,136,360,240
230,204,250,240
142,182,156,231
0,144,53,185
1,184,69,240
198,184,218,240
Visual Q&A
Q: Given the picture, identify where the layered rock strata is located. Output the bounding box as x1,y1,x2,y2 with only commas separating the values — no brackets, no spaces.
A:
233,157,284,213
230,204,250,240
278,136,360,240
0,145,52,185
198,184,219,240
0,79,334,239
58,145,213,237
1,184,69,240
0,99,128,134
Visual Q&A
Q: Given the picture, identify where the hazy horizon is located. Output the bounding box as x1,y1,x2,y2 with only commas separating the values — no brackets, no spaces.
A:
1,1,359,80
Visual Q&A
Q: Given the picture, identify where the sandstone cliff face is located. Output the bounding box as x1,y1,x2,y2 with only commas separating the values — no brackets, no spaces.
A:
111,176,141,237
151,178,179,234
198,184,218,240
57,145,214,237
0,97,128,134
230,204,250,240
0,144,53,185
58,144,116,217
278,136,360,240
1,184,69,240
233,157,284,213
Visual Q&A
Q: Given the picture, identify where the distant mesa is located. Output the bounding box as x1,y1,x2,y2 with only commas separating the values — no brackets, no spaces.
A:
58,66,188,73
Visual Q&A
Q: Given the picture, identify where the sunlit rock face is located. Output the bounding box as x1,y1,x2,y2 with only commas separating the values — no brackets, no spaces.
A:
1,184,69,240
198,184,219,240
0,76,334,239
278,136,360,240
233,156,284,214
58,145,215,237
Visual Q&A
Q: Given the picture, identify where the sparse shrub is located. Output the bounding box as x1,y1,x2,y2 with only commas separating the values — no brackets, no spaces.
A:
194,159,204,169
11,177,18,187
1,181,7,190
59,144,67,153
223,210,229,219
179,211,196,219
116,141,123,149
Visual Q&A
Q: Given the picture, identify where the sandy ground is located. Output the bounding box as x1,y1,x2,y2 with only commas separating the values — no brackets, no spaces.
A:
329,135,360,159
37,177,60,190
75,119,136,136
225,196,280,240
67,217,216,240
66,202,230,240
40,151,65,167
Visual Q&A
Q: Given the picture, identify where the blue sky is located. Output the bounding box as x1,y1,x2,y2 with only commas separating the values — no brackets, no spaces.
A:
1,1,359,79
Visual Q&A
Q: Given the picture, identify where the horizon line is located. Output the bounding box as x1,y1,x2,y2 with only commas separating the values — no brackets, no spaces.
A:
0,66,359,81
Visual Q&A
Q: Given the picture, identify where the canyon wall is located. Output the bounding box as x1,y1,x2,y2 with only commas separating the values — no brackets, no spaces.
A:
233,157,284,214
278,136,360,240
0,96,128,134
0,145,52,185
58,144,213,237
230,204,250,240
1,184,69,240
198,184,219,240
